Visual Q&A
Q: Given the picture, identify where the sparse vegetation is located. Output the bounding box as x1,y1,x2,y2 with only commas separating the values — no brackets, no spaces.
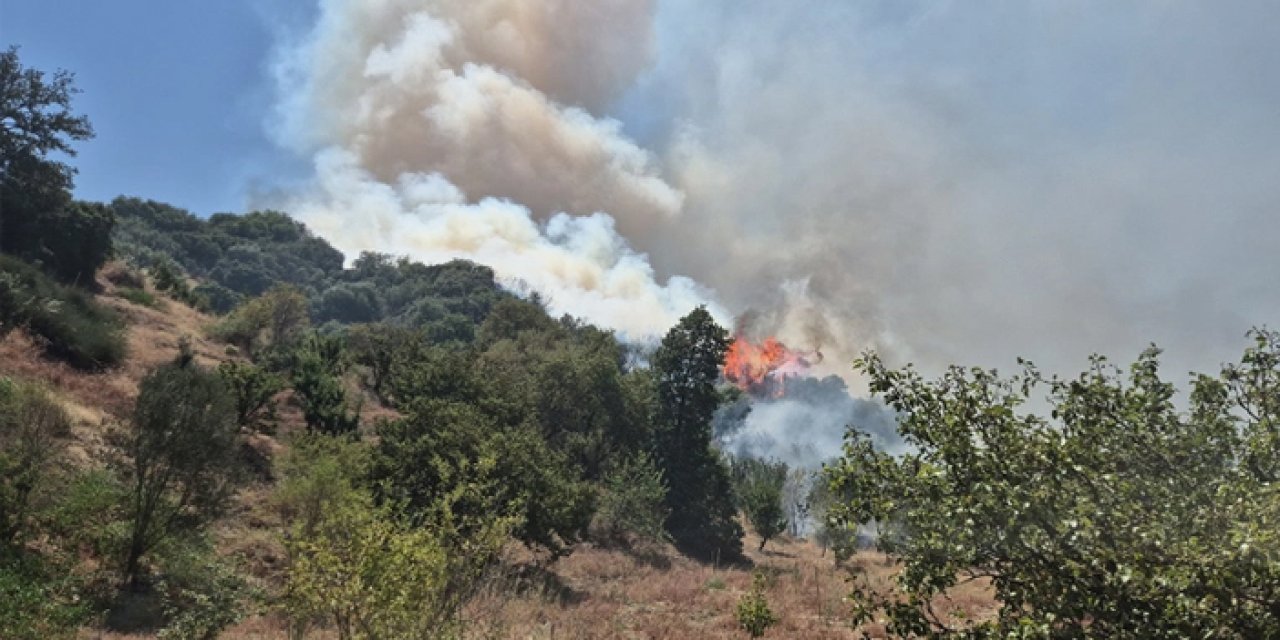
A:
0,255,126,369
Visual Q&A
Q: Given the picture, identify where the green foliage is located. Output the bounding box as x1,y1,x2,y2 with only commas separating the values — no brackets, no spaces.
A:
38,468,130,561
476,314,640,481
825,328,1280,637
118,286,160,308
149,256,207,309
731,457,789,551
652,307,743,560
315,282,382,324
216,361,284,431
736,571,777,638
209,284,310,357
0,377,71,544
593,453,670,544
372,398,593,557
123,356,241,589
0,47,108,285
113,201,513,340
112,199,343,297
0,254,126,369
280,435,514,639
346,322,420,402
806,475,858,564
0,551,91,640
291,334,360,436
154,538,251,640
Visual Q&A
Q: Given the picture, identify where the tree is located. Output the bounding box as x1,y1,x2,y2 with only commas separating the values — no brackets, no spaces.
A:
290,334,359,436
372,398,594,558
732,457,789,551
123,355,240,589
652,307,743,560
346,323,419,403
824,328,1280,637
1,47,108,285
210,285,309,357
216,361,284,431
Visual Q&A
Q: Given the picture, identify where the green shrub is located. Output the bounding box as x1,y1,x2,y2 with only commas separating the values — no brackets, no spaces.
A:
736,571,777,638
0,552,91,640
0,255,126,369
279,435,515,639
593,454,670,544
0,377,71,543
123,356,241,588
155,538,251,640
38,469,130,560
216,361,284,431
731,458,789,551
118,287,160,308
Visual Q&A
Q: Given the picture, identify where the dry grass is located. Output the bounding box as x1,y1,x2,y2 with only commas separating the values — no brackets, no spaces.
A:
450,531,995,640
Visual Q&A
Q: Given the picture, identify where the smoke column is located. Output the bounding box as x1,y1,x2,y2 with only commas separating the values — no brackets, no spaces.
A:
269,0,1280,391
269,0,722,339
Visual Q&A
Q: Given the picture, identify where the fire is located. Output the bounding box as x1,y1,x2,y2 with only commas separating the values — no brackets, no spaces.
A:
722,334,821,396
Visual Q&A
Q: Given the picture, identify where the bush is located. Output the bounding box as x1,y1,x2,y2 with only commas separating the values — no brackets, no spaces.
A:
736,571,777,638
216,361,283,431
0,552,91,640
208,285,309,357
279,435,515,639
154,538,251,640
0,255,126,369
118,287,160,308
593,454,670,545
0,378,71,543
290,334,359,436
123,356,241,588
731,458,789,551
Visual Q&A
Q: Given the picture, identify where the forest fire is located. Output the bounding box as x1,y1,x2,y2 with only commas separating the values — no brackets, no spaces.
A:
722,335,822,397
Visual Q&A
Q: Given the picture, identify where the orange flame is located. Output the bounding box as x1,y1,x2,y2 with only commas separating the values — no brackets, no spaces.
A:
723,335,820,396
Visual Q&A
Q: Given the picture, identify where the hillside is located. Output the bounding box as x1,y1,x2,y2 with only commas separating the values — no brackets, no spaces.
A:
1,261,994,639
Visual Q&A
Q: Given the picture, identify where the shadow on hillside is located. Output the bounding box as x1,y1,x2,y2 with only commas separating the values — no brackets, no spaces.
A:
758,547,797,559
498,562,585,606
619,544,673,570
103,588,165,635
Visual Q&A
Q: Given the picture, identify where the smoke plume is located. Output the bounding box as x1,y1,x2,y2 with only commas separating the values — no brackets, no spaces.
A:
270,0,1280,411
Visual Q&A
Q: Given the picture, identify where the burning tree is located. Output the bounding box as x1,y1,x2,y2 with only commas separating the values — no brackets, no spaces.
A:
723,333,821,397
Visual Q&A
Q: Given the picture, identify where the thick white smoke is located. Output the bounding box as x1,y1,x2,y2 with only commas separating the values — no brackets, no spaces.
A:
271,0,715,338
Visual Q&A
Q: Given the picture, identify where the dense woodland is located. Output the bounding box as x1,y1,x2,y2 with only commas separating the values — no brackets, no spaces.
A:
2,47,1278,639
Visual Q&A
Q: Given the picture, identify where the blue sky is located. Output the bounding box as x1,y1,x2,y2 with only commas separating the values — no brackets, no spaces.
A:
2,1,309,215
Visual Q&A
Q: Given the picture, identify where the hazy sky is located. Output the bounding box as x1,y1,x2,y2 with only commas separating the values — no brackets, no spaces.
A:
5,1,1278,385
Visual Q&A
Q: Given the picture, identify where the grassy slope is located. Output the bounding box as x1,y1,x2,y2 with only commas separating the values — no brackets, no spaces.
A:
2,265,994,639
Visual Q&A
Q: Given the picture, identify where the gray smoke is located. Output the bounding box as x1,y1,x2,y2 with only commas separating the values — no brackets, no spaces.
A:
266,1,1280,463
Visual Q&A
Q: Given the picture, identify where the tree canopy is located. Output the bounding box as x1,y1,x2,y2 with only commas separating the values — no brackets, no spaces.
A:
0,47,109,285
825,328,1280,637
